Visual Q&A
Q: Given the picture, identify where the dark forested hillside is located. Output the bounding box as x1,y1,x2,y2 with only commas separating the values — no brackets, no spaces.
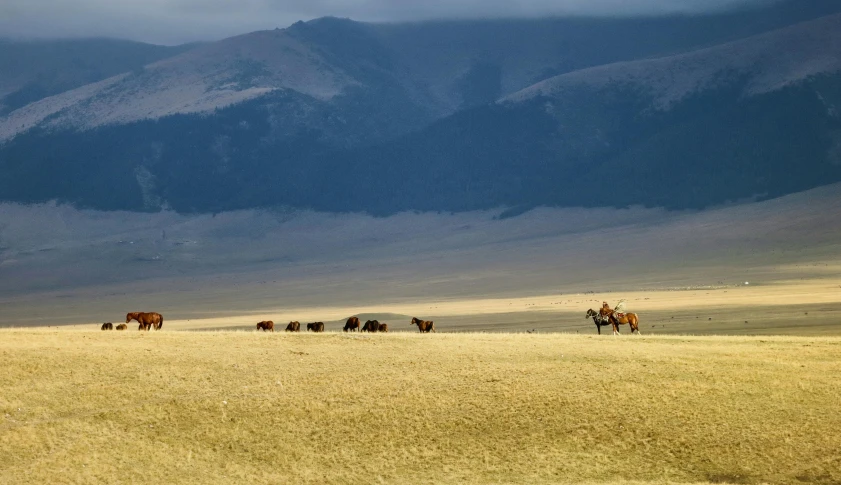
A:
3,71,839,214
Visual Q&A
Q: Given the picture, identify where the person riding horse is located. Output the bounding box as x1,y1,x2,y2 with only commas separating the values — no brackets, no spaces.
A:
599,301,612,317
588,300,641,335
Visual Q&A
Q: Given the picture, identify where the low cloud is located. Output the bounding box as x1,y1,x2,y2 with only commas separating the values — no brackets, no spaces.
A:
0,0,779,45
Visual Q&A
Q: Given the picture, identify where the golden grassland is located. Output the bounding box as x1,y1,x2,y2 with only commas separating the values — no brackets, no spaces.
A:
1,330,840,484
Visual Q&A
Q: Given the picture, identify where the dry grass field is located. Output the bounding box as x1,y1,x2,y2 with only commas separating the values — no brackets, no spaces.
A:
2,187,841,483
1,330,840,484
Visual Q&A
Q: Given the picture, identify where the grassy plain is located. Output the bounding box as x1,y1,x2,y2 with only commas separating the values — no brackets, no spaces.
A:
1,330,840,484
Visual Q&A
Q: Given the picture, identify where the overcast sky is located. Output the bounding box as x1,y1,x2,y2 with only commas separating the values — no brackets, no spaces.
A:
0,0,778,45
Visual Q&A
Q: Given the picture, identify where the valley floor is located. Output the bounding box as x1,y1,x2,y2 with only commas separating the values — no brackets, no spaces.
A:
2,184,841,334
1,331,839,484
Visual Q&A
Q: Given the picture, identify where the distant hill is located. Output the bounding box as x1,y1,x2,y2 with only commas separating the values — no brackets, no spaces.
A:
0,38,195,115
0,1,840,213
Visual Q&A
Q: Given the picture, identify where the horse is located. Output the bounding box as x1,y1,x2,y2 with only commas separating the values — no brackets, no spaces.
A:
609,311,641,334
378,323,389,332
101,322,113,331
115,324,128,330
285,321,300,332
585,309,613,335
411,317,435,333
126,312,163,331
362,320,380,332
256,321,274,332
343,317,361,332
306,322,325,332
608,299,641,335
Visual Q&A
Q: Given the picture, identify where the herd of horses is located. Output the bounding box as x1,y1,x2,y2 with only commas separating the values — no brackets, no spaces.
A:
252,316,435,333
101,312,164,331
101,313,436,333
102,305,638,335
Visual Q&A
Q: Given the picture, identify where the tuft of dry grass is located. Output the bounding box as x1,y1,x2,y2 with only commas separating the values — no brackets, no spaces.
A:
1,330,839,484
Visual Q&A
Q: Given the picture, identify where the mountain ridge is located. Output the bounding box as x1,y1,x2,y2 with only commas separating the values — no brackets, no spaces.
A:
1,6,840,215
505,13,841,109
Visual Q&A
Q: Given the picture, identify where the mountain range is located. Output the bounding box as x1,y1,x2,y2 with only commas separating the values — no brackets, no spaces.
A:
1,0,840,214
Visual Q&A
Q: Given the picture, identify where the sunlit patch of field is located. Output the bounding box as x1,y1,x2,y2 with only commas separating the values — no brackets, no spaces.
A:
1,330,839,484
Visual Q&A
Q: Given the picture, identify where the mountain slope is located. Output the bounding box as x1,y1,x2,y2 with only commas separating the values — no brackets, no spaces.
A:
0,38,194,114
1,7,840,214
303,14,841,213
506,13,841,109
4,2,841,144
0,31,356,142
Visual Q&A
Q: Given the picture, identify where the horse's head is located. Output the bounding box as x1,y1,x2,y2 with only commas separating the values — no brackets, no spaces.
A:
585,309,597,319
125,312,136,323
410,317,419,326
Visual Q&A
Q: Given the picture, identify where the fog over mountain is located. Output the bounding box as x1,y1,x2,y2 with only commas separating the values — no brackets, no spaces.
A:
1,0,785,44
0,0,839,215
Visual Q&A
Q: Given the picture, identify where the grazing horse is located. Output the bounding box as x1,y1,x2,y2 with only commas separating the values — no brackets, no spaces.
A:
256,321,274,332
285,321,300,332
343,317,361,332
115,324,128,330
411,317,435,333
126,312,163,331
306,322,325,332
378,323,389,333
362,320,380,332
101,322,113,331
585,309,613,335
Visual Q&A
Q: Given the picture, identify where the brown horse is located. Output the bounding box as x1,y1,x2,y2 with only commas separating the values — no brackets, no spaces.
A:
411,317,435,333
306,322,325,332
257,321,274,332
362,320,380,332
343,317,360,332
115,324,128,331
101,322,113,331
585,309,613,335
609,312,641,335
127,312,163,331
285,321,300,332
378,323,389,332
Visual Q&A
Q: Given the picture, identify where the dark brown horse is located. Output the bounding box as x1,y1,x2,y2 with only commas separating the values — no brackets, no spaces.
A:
126,312,163,331
378,323,389,332
411,317,435,333
585,309,613,335
115,324,128,331
343,317,360,332
285,321,300,332
362,320,380,332
306,322,325,332
256,321,274,332
101,322,113,331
